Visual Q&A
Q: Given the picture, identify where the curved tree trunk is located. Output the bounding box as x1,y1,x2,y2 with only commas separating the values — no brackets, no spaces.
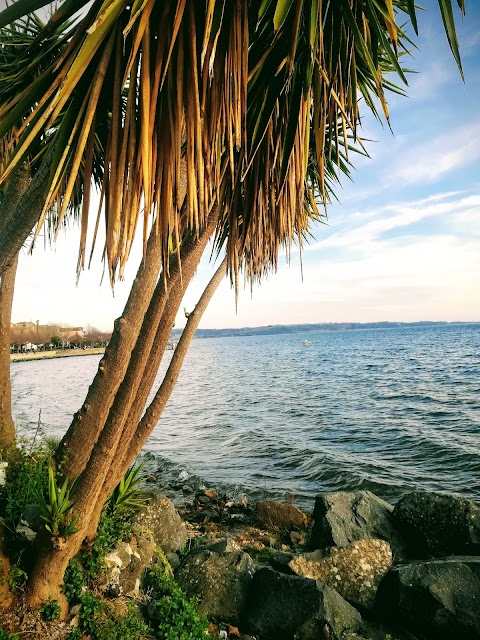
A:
57,159,188,480
55,228,165,479
26,215,219,610
86,250,227,540
0,254,18,449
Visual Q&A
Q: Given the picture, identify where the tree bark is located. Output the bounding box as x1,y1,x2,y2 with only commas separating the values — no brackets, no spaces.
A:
76,216,219,544
0,161,46,277
0,254,18,449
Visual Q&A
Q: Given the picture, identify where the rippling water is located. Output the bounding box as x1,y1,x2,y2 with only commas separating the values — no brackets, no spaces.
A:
10,323,480,508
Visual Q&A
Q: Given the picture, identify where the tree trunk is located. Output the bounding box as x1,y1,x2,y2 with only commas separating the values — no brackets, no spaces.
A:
57,158,188,479
0,161,47,277
26,216,218,609
0,254,18,449
0,165,36,448
85,257,227,551
68,216,219,544
56,229,165,479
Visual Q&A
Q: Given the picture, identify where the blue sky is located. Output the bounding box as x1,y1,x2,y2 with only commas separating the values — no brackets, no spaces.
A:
11,1,480,331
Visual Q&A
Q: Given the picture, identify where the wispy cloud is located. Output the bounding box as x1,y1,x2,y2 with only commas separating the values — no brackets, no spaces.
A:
392,124,480,185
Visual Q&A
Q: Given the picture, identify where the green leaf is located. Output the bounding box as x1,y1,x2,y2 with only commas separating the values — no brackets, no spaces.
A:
437,0,464,79
273,0,295,31
258,0,274,23
405,0,418,35
0,0,55,29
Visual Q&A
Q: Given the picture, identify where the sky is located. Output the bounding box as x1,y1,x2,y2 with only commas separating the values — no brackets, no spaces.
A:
9,1,480,332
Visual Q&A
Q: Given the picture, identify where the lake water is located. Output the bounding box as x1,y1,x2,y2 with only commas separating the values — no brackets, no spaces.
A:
10,323,480,509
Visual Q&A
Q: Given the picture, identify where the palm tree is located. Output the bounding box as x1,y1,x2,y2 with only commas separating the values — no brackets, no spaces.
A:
0,12,102,445
0,0,465,612
0,12,88,446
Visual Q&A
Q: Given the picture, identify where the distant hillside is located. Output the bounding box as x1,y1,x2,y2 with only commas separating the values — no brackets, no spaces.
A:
170,320,477,340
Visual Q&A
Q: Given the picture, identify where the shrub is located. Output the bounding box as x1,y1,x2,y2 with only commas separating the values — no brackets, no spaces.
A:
143,560,209,640
106,463,149,517
94,604,153,640
0,442,50,531
70,591,153,640
78,592,103,637
39,598,61,621
63,560,85,605
0,629,19,639
36,465,79,536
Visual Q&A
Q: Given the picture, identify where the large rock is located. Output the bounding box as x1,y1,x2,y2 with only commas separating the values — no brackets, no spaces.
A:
256,501,309,531
311,491,405,559
243,567,362,640
392,492,480,557
131,493,187,554
289,538,392,609
376,556,480,639
175,538,255,624
98,531,155,597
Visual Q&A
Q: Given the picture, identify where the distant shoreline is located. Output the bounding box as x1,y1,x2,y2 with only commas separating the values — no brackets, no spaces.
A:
11,347,105,363
171,320,480,341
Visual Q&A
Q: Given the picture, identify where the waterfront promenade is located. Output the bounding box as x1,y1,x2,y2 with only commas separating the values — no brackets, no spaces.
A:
11,347,105,362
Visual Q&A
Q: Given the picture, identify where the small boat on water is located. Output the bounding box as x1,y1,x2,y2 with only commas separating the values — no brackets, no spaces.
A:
303,339,311,346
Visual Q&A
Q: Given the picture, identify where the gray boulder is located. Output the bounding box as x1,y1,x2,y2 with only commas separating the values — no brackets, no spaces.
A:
376,556,480,639
175,537,255,624
243,567,362,640
131,493,188,554
392,492,480,557
311,491,406,560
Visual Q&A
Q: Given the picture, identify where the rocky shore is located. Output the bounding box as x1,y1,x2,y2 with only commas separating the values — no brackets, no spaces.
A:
3,484,480,639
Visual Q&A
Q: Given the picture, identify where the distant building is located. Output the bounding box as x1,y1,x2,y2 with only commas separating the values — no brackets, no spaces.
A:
10,321,37,333
58,326,85,342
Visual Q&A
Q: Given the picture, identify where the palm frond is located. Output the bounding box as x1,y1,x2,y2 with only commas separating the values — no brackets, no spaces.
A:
0,0,466,286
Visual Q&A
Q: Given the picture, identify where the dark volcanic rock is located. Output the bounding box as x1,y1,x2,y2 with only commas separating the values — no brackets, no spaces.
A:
311,491,405,559
175,538,255,624
392,491,480,557
376,556,480,639
243,567,361,640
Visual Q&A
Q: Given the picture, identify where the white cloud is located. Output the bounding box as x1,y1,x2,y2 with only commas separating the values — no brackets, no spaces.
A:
382,120,480,185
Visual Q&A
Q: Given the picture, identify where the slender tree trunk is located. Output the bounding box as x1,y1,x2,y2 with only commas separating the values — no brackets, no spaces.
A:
85,257,227,553
0,254,19,449
57,159,188,479
26,216,219,610
0,165,36,448
56,229,165,478
71,216,218,537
